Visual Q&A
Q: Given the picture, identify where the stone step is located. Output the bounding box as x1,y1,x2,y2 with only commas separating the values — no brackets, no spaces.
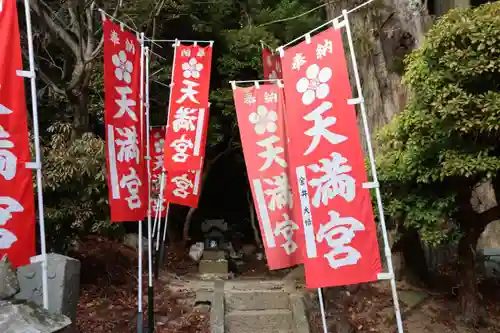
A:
198,259,228,274
225,290,290,311
224,280,286,291
202,250,226,261
225,309,294,333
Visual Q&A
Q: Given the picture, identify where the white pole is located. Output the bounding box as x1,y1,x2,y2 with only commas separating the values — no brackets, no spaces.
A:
156,203,168,251
152,177,163,237
163,202,170,244
341,9,404,333
22,0,49,310
161,203,170,244
144,47,155,333
137,32,145,332
145,47,153,288
155,39,178,257
154,171,166,251
317,288,328,333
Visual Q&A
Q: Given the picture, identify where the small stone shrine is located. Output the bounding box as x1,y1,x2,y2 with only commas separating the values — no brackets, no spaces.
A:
199,219,229,276
201,219,228,250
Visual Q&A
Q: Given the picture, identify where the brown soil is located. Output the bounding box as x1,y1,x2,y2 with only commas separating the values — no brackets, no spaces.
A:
72,236,209,333
307,280,500,333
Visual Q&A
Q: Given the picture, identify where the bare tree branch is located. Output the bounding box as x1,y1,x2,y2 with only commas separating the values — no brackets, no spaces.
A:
37,67,66,95
90,0,121,60
31,0,81,57
85,2,96,58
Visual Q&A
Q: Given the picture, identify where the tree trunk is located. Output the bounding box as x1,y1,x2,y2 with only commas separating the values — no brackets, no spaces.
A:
457,227,482,326
182,207,196,244
247,190,263,249
392,227,431,285
69,87,90,140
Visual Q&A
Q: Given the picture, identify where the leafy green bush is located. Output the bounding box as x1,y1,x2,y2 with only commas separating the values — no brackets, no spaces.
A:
375,2,500,321
39,122,124,253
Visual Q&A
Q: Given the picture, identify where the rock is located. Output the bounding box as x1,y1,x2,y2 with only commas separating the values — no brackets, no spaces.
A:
189,242,204,262
241,244,257,257
398,290,428,310
0,299,71,333
123,233,147,252
283,265,305,282
0,255,19,300
15,253,81,333
392,252,405,281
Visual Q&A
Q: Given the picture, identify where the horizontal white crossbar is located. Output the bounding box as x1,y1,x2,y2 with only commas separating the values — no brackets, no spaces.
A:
333,18,346,29
377,272,393,280
25,162,41,170
16,70,34,78
362,181,379,189
347,97,364,105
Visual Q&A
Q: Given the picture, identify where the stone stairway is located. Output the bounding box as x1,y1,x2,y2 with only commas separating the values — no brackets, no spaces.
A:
221,280,309,333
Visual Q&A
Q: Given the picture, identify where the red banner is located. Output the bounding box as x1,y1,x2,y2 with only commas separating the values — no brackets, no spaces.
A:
150,126,167,216
280,27,381,288
164,169,202,208
232,83,302,270
163,43,212,172
262,47,282,80
0,0,36,267
103,20,147,222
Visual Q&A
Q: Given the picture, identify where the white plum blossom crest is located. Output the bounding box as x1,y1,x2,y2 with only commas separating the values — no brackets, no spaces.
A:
249,105,278,135
112,51,133,83
296,64,332,105
182,58,204,79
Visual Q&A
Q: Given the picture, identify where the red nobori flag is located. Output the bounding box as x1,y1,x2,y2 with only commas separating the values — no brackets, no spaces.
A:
262,47,282,80
163,42,213,172
0,0,36,267
232,83,302,270
164,169,202,208
103,20,147,222
280,27,382,288
150,126,167,216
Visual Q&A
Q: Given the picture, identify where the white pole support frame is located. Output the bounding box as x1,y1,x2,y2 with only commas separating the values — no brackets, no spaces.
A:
144,47,154,289
317,288,328,333
152,39,179,253
340,9,404,333
137,32,145,316
154,171,167,251
22,0,49,310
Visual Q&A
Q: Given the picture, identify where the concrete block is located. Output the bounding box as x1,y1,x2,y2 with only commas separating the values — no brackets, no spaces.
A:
225,290,290,311
210,280,224,333
202,250,226,261
225,309,293,333
224,280,285,291
290,293,310,333
199,259,228,274
15,253,80,332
